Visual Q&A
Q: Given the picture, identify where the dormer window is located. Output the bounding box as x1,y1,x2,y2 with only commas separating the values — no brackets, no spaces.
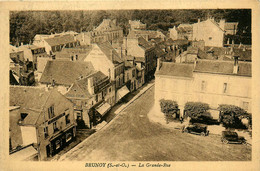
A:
48,105,55,119
20,113,28,121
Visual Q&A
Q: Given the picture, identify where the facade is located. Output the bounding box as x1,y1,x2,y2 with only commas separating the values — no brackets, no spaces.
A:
65,71,115,128
169,24,193,41
155,59,251,119
39,61,95,94
76,19,123,45
33,34,80,55
192,18,225,47
9,86,76,160
124,61,137,92
129,20,146,30
224,22,239,35
126,36,156,82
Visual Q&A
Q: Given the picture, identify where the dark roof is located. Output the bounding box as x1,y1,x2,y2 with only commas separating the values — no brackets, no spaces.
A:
177,24,193,33
97,42,123,64
154,46,166,57
65,71,108,99
95,19,122,31
156,62,194,78
54,46,92,61
125,55,145,62
194,60,251,77
10,86,51,125
172,39,190,46
10,70,19,85
138,37,153,50
40,61,95,86
45,35,77,46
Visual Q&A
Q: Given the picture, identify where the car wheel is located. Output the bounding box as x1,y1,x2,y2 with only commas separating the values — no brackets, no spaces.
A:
223,139,228,144
200,132,206,136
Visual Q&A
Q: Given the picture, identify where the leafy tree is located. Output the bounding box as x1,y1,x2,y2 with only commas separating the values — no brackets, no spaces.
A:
184,102,211,122
160,99,179,124
218,104,247,128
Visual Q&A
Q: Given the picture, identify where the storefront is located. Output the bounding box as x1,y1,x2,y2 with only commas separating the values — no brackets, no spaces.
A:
116,85,130,102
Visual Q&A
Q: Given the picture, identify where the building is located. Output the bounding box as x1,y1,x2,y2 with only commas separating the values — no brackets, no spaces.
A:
192,18,225,47
169,24,193,41
83,42,129,102
155,58,251,119
129,20,146,30
224,22,239,35
124,61,137,92
33,34,80,55
9,86,76,160
125,36,157,82
127,30,166,42
65,71,115,128
76,19,123,45
39,61,95,94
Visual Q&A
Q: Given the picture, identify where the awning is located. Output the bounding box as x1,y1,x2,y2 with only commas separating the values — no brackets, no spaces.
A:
116,85,130,101
95,102,111,116
10,146,38,161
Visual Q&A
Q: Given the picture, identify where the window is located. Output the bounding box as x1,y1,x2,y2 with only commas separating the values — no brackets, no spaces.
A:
53,122,58,133
223,83,228,93
48,105,55,119
201,81,206,92
109,87,111,93
132,69,135,77
20,113,28,121
127,73,129,81
209,37,212,40
65,114,70,125
44,127,49,138
243,102,249,111
76,112,82,120
95,94,98,102
55,140,61,150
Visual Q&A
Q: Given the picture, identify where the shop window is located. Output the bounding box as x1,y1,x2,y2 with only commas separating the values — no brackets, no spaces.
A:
66,133,72,142
55,140,61,150
48,105,55,119
44,127,49,138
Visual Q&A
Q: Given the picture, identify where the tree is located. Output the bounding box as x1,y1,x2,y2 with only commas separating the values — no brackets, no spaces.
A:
160,99,179,124
218,104,247,128
184,102,211,123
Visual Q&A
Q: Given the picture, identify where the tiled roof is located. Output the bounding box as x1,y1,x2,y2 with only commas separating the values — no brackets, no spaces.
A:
10,86,51,125
54,46,92,61
177,24,193,33
95,19,121,31
65,71,108,99
45,35,77,46
125,55,145,62
40,60,95,86
128,30,165,40
97,42,123,64
156,62,194,78
138,37,154,50
194,60,251,77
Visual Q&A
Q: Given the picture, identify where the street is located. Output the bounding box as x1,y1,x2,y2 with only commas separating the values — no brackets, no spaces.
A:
59,86,251,161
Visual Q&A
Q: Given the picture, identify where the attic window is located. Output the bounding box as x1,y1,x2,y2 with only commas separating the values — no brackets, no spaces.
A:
20,113,28,121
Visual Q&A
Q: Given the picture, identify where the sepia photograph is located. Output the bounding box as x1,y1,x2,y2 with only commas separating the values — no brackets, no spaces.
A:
1,0,260,171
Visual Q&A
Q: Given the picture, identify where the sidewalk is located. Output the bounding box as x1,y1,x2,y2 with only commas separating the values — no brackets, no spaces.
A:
56,82,155,161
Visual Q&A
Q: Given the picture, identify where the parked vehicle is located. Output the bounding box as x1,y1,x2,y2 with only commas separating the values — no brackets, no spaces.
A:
221,131,247,144
182,123,209,136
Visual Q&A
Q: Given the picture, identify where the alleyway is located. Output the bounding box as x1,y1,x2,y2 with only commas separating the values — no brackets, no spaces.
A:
59,86,251,161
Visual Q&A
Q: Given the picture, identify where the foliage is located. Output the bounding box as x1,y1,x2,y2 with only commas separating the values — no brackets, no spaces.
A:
10,9,251,45
160,99,179,124
160,99,179,114
184,102,210,120
218,104,247,128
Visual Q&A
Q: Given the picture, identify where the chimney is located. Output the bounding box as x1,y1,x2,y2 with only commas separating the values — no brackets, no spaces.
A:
156,58,161,71
219,19,225,30
233,56,239,74
238,42,242,49
88,77,95,95
243,45,246,51
108,69,111,79
21,42,23,46
227,38,230,45
198,18,200,23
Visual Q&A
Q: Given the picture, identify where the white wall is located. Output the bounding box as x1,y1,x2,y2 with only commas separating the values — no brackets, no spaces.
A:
20,126,37,146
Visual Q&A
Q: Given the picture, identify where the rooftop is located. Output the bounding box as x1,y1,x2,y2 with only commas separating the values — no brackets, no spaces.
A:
194,60,251,77
97,41,123,64
156,62,194,78
40,60,95,86
45,35,77,46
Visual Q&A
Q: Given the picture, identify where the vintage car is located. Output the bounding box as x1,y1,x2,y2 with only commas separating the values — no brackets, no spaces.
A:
182,123,209,136
221,131,247,144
